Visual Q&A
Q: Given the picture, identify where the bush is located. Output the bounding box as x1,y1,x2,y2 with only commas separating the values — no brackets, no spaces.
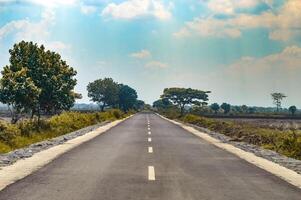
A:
0,121,20,146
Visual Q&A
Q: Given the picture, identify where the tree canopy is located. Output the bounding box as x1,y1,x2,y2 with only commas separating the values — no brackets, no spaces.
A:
0,41,78,122
160,87,210,115
118,84,138,111
221,103,231,114
87,78,119,111
87,78,140,112
210,103,220,114
289,105,297,116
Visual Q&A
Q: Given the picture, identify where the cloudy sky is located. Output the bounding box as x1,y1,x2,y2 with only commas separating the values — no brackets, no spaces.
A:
0,0,300,107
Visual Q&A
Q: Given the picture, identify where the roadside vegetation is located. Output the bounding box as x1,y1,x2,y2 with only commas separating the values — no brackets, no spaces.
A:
153,88,301,160
0,41,144,154
0,109,132,153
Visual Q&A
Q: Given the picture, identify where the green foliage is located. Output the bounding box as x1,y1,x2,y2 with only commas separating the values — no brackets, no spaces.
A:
0,121,20,146
160,87,210,116
134,100,145,111
153,98,172,109
210,103,220,114
289,105,297,115
87,78,119,111
0,109,128,154
0,41,79,123
118,84,138,111
221,103,231,114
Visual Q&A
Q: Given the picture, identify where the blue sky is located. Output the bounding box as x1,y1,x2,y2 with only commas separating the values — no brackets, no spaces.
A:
0,0,301,107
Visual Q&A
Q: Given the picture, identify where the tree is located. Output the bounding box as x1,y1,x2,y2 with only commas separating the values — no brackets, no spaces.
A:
210,103,220,114
118,84,138,111
221,103,231,114
241,105,248,113
153,98,172,109
0,68,40,123
134,100,145,111
0,41,78,122
289,105,297,116
160,88,210,116
87,78,119,111
271,93,286,112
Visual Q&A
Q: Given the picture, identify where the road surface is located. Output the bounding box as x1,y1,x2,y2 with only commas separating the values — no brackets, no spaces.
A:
1,113,301,200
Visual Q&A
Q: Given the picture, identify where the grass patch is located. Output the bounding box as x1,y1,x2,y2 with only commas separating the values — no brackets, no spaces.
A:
0,109,130,154
179,114,301,160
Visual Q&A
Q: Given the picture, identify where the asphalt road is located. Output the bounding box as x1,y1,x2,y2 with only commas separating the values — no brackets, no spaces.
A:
1,113,301,200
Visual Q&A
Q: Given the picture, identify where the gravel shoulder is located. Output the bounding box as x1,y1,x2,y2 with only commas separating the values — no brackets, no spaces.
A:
179,120,301,174
0,121,110,168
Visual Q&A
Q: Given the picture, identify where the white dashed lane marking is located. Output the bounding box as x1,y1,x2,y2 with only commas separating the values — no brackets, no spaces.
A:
148,137,152,142
148,166,155,181
148,147,153,153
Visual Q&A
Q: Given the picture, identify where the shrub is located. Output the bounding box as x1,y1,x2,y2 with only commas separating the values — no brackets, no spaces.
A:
0,121,20,146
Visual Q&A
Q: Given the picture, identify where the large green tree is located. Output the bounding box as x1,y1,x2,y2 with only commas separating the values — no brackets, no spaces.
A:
0,41,78,122
118,84,138,111
160,88,210,116
87,78,119,111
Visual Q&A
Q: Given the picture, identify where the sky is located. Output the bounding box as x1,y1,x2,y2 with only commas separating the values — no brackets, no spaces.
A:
0,0,301,107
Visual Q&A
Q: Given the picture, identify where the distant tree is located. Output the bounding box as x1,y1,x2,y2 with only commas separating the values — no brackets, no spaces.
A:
221,103,231,114
134,100,145,111
87,78,119,111
0,41,78,123
289,105,297,116
161,88,210,116
210,103,220,114
247,107,256,114
118,84,138,111
241,105,248,113
153,98,172,109
271,93,287,112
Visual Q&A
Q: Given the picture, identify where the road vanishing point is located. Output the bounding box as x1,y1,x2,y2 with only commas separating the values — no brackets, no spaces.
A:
0,113,301,200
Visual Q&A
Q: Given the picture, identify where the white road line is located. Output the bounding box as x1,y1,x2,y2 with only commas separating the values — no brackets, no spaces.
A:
148,137,152,142
148,127,150,130
148,147,153,153
148,131,151,135
148,166,155,181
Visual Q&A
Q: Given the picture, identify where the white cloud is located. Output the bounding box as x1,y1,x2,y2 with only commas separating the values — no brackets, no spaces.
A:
130,49,151,59
23,0,77,7
0,9,70,52
207,0,260,14
101,0,172,20
80,4,97,14
175,0,301,41
145,61,168,69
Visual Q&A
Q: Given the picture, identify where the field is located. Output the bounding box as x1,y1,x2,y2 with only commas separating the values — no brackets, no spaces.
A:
213,117,301,130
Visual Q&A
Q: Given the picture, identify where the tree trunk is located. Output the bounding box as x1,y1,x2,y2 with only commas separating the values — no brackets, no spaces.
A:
180,105,185,116
101,104,105,112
